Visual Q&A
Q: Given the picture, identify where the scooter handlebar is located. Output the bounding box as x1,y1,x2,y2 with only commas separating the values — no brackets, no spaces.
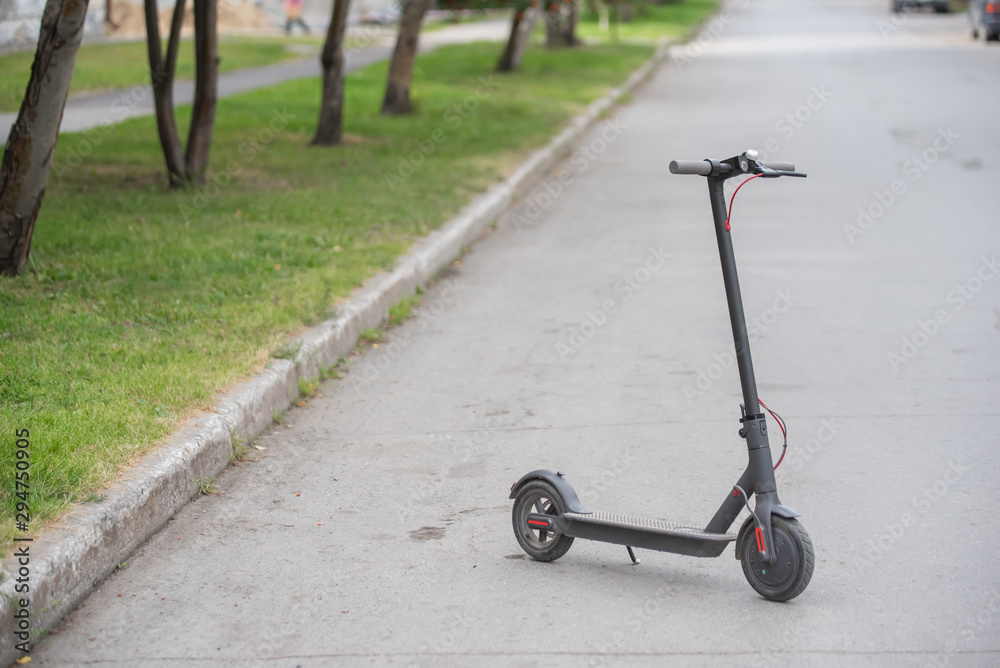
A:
669,160,712,175
668,159,798,175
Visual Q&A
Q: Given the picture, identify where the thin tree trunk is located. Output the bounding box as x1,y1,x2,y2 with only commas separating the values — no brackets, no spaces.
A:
545,2,561,47
312,0,351,145
562,0,580,45
381,0,430,115
185,0,219,182
0,0,89,277
497,7,524,72
620,0,631,22
597,0,608,31
496,2,538,72
105,0,118,28
144,0,188,187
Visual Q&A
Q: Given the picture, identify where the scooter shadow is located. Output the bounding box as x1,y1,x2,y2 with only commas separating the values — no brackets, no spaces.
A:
512,548,736,597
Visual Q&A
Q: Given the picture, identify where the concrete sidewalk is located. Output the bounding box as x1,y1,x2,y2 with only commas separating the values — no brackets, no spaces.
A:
0,18,510,144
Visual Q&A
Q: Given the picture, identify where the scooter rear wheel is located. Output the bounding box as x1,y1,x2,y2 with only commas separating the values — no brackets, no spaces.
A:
739,516,814,601
512,480,574,562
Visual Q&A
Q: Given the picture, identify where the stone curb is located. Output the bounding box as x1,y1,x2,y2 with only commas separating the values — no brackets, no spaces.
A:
0,38,674,665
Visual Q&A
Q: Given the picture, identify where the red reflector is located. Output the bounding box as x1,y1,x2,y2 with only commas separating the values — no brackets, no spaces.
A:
755,526,766,553
527,519,550,527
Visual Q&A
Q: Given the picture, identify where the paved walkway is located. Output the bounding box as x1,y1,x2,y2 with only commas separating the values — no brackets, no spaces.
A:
0,18,509,143
31,1,1000,665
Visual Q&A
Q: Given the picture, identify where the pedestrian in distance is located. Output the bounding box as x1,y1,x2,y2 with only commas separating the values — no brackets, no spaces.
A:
284,0,310,34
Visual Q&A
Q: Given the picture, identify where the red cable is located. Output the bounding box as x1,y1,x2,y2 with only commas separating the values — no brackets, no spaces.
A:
757,398,786,441
724,175,761,231
758,398,787,470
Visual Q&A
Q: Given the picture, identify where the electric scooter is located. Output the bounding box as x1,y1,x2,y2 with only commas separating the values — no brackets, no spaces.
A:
509,150,814,601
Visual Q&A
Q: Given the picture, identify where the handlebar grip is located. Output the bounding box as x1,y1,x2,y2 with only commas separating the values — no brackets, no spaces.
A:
762,161,795,172
669,160,712,176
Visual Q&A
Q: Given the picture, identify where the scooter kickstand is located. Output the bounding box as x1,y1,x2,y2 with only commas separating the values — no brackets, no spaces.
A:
626,546,640,565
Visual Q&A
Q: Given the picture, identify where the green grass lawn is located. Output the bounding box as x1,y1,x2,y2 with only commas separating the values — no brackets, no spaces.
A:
578,0,720,44
0,40,667,552
0,35,311,112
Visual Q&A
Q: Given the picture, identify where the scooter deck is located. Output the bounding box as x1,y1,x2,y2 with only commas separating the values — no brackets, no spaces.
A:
561,511,736,558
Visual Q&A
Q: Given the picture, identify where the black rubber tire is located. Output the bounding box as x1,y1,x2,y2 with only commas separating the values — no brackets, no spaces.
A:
511,480,574,562
987,31,1000,42
739,516,814,602
933,2,949,13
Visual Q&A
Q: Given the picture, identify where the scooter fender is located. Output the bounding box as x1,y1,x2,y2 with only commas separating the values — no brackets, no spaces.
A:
509,469,591,514
734,504,800,560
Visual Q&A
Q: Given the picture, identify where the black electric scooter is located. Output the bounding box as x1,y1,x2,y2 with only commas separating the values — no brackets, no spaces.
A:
509,150,814,601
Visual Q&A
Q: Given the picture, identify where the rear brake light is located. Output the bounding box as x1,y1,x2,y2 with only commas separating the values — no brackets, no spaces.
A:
988,2,997,13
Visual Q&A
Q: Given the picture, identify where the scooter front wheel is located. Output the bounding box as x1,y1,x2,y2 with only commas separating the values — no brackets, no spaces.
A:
739,516,814,601
512,480,574,562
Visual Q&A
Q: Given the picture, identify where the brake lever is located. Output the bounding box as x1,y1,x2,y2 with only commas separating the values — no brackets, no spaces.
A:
756,164,807,179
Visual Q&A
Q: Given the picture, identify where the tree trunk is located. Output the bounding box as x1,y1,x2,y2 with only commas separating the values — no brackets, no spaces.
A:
312,0,351,145
381,0,430,115
496,2,539,72
545,2,561,47
185,0,219,182
144,0,188,187
562,0,580,46
105,0,118,28
620,0,631,22
0,0,89,277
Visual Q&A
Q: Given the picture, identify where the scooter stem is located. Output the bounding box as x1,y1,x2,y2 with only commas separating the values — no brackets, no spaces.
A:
702,174,783,553
706,175,759,412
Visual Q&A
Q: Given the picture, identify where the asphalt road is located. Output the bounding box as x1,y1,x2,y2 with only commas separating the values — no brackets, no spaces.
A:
31,0,1000,665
